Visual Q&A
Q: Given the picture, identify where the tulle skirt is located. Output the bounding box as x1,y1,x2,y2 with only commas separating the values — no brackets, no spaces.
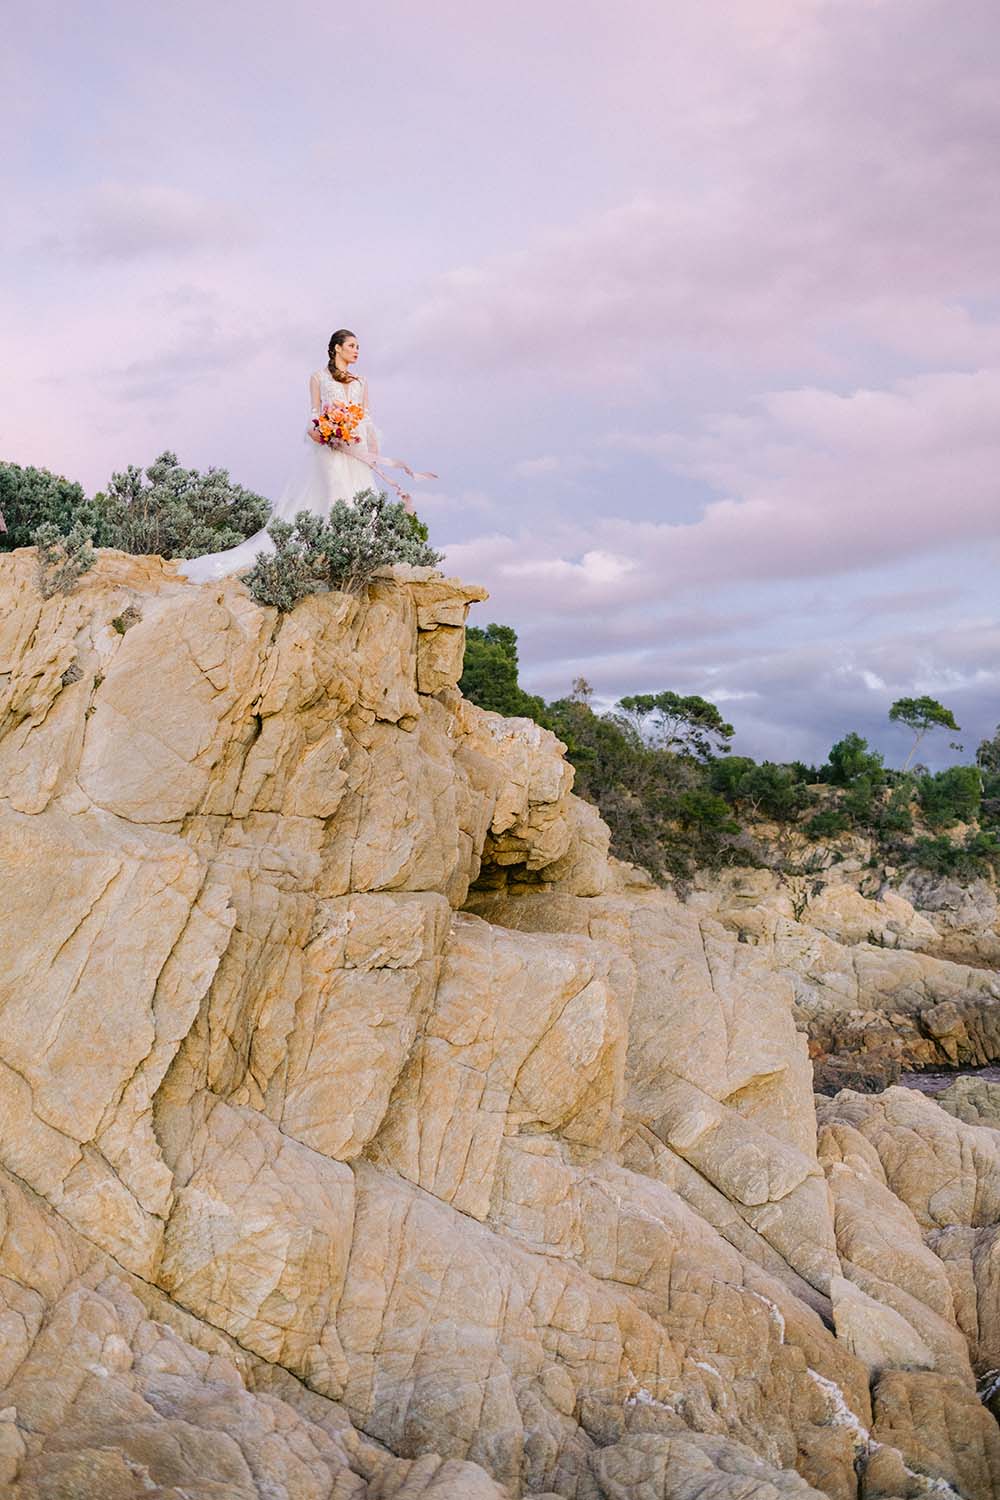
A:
178,441,373,583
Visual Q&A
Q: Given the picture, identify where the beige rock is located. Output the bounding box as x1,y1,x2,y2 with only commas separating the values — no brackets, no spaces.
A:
695,863,1000,1072
2,553,992,1499
928,1223,1000,1377
0,803,233,1275
370,910,626,1218
469,886,840,1296
274,892,450,1161
818,1128,972,1383
158,1093,355,1395
0,1179,509,1498
934,1073,1000,1129
869,1369,1000,1500
337,1162,671,1493
489,1135,869,1472
816,1087,1000,1230
830,1275,936,1374
896,868,1000,966
457,701,576,871
591,1430,829,1499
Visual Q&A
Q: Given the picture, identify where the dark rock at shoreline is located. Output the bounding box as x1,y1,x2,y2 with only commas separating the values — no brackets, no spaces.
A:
813,1053,901,1096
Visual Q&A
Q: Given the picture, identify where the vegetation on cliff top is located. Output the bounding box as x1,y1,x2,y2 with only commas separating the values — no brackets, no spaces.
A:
2,457,438,607
242,495,442,608
461,622,1000,886
1,454,270,560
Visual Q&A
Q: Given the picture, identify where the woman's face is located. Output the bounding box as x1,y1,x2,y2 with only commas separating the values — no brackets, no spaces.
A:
337,336,360,366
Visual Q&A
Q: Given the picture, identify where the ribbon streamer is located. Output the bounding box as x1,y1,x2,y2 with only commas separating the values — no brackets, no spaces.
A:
342,444,437,512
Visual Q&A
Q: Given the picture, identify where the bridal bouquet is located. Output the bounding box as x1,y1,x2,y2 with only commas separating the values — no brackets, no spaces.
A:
313,400,366,448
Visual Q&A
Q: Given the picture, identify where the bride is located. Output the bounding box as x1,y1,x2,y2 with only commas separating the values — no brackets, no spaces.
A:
180,329,408,583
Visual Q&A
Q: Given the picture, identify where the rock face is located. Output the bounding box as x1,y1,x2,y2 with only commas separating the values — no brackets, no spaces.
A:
690,862,1000,1086
1,549,998,1499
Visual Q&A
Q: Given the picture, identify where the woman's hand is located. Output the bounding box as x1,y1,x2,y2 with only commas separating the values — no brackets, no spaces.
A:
308,427,324,444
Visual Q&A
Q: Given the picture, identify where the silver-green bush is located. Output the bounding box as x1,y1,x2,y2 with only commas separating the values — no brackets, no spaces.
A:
95,451,270,559
242,491,442,611
32,521,96,599
0,462,96,552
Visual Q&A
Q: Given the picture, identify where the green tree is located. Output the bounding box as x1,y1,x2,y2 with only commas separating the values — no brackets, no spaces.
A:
459,623,547,721
708,755,758,801
729,762,812,822
94,451,271,559
841,774,878,827
545,693,738,882
825,732,885,787
977,728,1000,825
889,696,960,770
916,765,982,828
616,691,735,761
908,831,1000,879
976,725,1000,777
0,461,96,552
675,788,739,839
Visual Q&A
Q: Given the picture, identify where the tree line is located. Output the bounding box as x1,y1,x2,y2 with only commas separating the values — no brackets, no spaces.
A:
460,623,1000,885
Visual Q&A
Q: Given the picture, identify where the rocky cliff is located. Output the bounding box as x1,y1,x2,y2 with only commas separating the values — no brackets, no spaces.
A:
688,842,1000,1089
1,550,998,1500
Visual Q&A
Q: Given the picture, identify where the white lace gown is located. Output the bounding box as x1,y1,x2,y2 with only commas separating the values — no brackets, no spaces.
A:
179,371,380,583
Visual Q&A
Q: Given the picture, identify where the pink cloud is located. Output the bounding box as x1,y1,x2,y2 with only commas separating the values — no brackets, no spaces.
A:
445,366,1000,620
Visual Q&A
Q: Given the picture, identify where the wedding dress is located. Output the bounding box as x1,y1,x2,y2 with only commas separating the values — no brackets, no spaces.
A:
179,370,383,583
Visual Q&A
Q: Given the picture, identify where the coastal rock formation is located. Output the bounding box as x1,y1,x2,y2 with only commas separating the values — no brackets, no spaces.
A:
1,549,998,1498
691,864,1000,1085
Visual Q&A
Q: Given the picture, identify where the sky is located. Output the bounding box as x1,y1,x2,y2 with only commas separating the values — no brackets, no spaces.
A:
3,0,999,768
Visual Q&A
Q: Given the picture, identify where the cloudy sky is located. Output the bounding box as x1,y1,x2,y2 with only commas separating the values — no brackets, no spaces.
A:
4,0,999,766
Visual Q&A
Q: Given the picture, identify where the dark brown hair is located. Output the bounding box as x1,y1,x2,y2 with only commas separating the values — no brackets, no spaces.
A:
328,329,357,383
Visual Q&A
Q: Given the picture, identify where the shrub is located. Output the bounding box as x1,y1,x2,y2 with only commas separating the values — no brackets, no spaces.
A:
805,809,851,840
841,773,879,827
94,451,270,559
406,511,432,544
980,763,1000,827
1,461,96,551
242,492,442,611
32,521,95,599
906,831,1000,879
917,765,982,828
876,781,915,836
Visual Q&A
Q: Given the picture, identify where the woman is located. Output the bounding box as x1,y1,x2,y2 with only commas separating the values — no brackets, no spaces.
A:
304,328,384,512
180,330,403,583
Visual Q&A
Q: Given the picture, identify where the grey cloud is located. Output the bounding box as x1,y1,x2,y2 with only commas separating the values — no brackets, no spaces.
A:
66,184,250,264
97,327,267,401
